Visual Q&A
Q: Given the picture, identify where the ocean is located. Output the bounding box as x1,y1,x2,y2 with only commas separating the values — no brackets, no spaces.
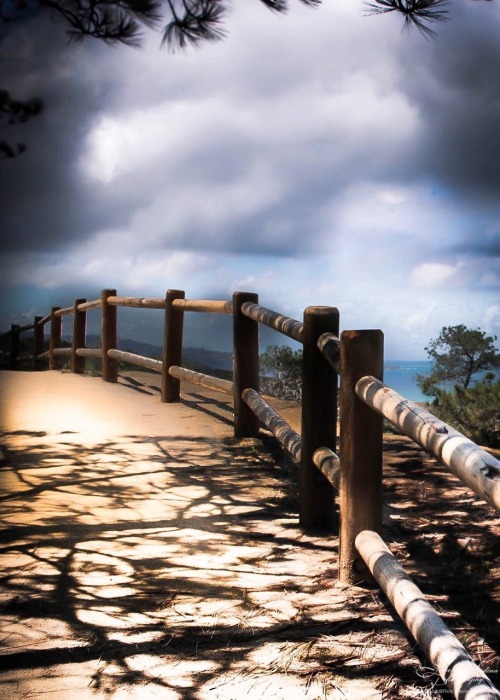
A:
383,361,433,403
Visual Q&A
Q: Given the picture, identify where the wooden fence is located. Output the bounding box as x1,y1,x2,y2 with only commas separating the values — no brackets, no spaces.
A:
1,288,499,700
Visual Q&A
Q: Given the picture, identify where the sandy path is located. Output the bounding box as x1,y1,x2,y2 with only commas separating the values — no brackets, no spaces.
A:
0,370,235,442
0,370,397,699
2,370,496,699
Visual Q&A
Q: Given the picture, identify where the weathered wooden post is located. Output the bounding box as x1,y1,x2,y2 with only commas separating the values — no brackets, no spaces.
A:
33,316,43,370
49,307,62,370
101,289,118,382
161,289,185,403
9,324,20,370
71,298,87,374
339,330,384,584
300,306,339,530
233,291,260,438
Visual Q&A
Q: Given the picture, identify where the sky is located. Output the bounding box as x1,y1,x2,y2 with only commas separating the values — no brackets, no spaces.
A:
0,0,499,358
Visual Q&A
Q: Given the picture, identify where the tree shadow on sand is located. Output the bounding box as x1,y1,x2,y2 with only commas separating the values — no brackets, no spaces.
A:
0,424,447,699
382,436,500,682
0,391,498,697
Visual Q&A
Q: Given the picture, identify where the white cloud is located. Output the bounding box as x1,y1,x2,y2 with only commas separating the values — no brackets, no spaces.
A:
411,262,460,289
80,96,241,185
0,248,209,295
482,305,500,338
2,0,500,362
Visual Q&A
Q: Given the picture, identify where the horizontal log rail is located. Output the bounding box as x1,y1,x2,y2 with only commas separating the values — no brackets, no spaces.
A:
241,302,304,343
169,365,233,395
171,298,233,314
15,321,34,333
1,287,498,696
0,352,34,365
0,352,34,368
106,295,165,309
356,376,500,511
75,348,101,358
317,332,340,372
242,388,302,463
108,349,163,373
52,347,72,356
356,530,500,700
312,446,340,490
38,312,53,326
0,289,500,700
53,305,74,317
0,321,34,338
76,299,102,312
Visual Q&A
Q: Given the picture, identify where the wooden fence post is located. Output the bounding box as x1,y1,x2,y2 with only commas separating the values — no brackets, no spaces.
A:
9,324,20,370
233,291,260,438
71,298,87,374
339,330,384,584
300,306,339,530
49,307,62,370
161,289,185,403
33,316,43,370
101,289,118,382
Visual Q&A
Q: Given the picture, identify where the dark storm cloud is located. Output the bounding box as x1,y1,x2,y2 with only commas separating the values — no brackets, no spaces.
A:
0,14,131,253
448,232,500,259
0,2,422,261
396,2,500,204
1,1,499,360
1,0,500,266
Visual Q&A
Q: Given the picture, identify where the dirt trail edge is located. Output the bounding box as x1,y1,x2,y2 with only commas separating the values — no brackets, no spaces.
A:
0,370,498,699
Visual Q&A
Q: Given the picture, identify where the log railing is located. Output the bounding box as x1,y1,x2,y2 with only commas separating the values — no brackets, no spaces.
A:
1,287,499,700
356,377,500,511
356,531,497,699
346,352,498,699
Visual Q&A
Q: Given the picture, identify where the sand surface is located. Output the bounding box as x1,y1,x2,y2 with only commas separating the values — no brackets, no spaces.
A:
0,370,498,699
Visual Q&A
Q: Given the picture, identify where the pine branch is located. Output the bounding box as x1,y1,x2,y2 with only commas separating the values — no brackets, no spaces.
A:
0,90,43,159
0,90,44,128
161,0,226,50
160,0,322,52
37,0,163,46
365,0,450,37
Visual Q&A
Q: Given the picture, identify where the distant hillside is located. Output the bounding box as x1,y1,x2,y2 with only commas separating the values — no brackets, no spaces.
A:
181,347,233,372
84,336,233,372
